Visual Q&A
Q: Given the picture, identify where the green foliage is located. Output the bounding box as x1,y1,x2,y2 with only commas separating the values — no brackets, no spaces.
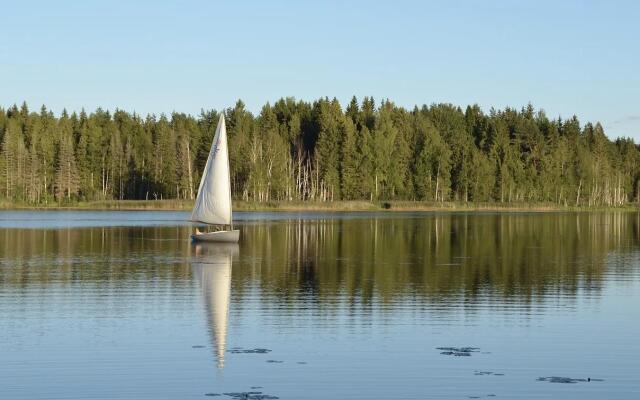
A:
340,118,359,199
314,99,343,200
413,113,451,201
0,99,638,206
54,129,79,201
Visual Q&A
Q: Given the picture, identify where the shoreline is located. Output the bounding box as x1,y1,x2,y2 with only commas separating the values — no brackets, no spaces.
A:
1,200,638,213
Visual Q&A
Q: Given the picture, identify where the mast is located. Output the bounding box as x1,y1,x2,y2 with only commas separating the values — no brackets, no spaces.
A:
227,118,233,230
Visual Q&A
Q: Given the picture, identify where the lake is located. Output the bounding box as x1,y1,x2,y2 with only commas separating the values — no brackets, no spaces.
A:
1,210,639,399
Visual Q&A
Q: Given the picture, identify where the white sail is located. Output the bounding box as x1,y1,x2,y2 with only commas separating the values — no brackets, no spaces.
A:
192,243,237,369
191,114,232,225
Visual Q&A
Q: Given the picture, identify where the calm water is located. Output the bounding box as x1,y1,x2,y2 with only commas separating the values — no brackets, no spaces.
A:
1,211,639,399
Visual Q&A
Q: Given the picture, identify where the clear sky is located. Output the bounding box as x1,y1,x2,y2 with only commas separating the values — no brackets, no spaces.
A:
1,0,639,139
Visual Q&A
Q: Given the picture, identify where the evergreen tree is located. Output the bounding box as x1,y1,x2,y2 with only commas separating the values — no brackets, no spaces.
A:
340,118,359,199
54,131,79,201
314,99,342,200
413,114,451,201
357,126,375,200
226,101,253,200
1,119,27,199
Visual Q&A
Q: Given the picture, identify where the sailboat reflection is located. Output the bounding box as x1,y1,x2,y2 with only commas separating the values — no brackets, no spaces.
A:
192,242,238,369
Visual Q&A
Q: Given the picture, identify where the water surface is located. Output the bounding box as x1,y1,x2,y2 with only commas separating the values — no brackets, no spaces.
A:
1,211,639,399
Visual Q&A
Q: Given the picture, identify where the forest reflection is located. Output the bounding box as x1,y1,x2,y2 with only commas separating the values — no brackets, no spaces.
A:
2,212,639,307
238,213,640,305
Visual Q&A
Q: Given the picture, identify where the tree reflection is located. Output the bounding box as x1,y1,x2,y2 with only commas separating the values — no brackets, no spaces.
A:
1,212,638,309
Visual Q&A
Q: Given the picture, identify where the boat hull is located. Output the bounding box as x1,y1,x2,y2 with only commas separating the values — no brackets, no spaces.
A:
191,230,240,243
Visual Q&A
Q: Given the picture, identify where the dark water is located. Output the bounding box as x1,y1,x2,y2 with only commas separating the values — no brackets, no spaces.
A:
1,211,639,399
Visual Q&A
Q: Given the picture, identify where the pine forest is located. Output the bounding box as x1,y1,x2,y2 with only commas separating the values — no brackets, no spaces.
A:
1,97,638,207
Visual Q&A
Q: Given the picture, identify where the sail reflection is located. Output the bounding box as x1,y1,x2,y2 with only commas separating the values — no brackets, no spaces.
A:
192,243,238,369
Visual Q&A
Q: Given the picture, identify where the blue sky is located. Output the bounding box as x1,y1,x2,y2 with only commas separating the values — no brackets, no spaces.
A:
1,0,639,139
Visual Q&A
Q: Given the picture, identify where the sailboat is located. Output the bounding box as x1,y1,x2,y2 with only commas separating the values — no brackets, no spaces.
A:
191,114,239,243
192,243,238,369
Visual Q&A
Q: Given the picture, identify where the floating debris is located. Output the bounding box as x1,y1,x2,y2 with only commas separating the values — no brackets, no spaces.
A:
223,392,279,400
296,361,307,365
228,348,272,354
250,387,263,390
204,393,221,397
474,371,505,376
487,395,497,397
441,351,471,356
192,345,206,349
437,347,480,356
537,376,603,384
266,360,283,364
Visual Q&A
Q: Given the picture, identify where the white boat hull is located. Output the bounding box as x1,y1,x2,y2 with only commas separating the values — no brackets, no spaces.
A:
191,230,240,243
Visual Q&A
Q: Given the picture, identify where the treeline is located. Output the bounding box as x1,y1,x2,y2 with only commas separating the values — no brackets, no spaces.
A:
1,98,639,205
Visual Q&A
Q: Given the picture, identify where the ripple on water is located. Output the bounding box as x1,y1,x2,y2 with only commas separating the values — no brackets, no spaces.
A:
222,392,279,400
437,347,480,356
227,348,272,354
537,376,603,384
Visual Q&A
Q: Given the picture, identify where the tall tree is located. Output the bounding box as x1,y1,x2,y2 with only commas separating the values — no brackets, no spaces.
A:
54,130,79,201
340,118,359,199
314,98,342,200
1,119,27,199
